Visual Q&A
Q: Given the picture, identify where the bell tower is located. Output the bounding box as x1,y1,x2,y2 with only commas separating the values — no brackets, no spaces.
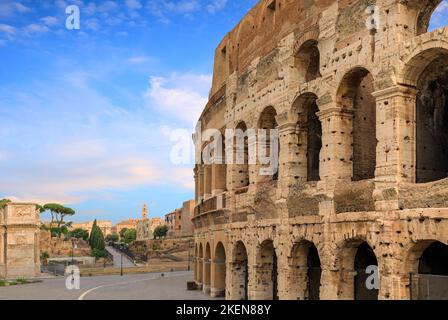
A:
142,203,148,221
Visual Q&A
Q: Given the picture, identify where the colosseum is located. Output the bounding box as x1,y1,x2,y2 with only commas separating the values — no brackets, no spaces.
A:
192,0,448,300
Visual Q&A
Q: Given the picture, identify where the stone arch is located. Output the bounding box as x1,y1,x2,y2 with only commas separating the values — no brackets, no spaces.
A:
231,240,249,300
335,238,379,300
254,239,278,300
288,240,322,300
292,93,322,181
203,242,211,294
400,46,448,183
212,241,226,297
405,239,448,299
257,106,279,182
405,239,448,275
416,0,444,35
337,67,377,181
295,39,321,83
233,121,250,190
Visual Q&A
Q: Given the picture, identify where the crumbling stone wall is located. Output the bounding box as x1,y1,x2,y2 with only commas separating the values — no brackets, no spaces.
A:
193,0,448,300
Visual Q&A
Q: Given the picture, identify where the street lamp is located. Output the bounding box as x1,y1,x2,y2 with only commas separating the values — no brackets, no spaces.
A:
120,252,123,277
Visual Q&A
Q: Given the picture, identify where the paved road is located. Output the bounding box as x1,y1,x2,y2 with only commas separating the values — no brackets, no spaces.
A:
106,246,135,267
0,271,219,300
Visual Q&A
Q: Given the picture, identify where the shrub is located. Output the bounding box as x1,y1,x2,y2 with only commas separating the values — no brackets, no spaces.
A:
91,248,107,259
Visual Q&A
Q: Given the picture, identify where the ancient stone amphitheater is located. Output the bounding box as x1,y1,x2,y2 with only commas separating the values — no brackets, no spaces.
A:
192,0,448,300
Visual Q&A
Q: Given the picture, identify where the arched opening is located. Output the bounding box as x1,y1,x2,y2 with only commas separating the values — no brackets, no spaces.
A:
198,243,204,286
337,240,379,300
337,68,377,181
415,49,448,183
234,121,250,189
203,243,211,294
289,241,322,300
258,106,279,182
419,241,448,275
232,241,249,300
407,240,448,299
293,93,322,181
212,242,226,298
354,242,379,300
256,240,278,300
418,0,445,34
295,40,321,83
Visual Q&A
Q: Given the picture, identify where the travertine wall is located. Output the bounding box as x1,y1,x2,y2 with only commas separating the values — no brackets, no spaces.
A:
193,0,448,300
0,203,40,279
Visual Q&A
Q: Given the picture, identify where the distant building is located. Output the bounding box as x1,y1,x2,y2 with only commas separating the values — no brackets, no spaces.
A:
70,220,112,236
164,199,195,238
181,199,195,236
136,204,164,240
115,219,139,235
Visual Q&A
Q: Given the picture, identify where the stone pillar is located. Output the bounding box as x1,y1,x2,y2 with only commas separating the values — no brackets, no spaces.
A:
276,111,306,187
203,165,212,199
212,163,227,195
372,85,417,210
317,105,354,182
198,166,204,202
203,258,211,294
211,260,226,297
319,268,339,300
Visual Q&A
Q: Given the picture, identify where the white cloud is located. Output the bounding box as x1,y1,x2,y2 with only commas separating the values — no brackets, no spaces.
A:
0,1,31,18
144,73,211,125
24,23,50,35
126,0,143,10
146,0,201,23
0,24,16,36
41,16,59,26
206,0,228,13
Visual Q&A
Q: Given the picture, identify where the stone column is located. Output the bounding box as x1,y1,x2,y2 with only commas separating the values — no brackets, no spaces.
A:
203,258,211,294
317,105,354,182
198,166,204,202
319,268,339,300
276,111,306,187
372,85,417,210
210,260,226,297
203,165,212,199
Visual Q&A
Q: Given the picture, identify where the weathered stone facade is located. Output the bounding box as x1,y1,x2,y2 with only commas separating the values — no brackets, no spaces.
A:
192,0,448,300
0,203,40,279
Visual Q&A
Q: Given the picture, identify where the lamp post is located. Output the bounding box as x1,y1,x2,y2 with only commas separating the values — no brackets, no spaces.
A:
120,252,123,277
187,239,191,271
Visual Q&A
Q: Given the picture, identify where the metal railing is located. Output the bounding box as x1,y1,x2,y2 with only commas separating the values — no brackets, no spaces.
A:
410,273,448,300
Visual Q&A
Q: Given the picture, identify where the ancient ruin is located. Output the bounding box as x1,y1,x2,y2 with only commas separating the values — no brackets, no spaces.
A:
192,0,448,300
0,203,40,279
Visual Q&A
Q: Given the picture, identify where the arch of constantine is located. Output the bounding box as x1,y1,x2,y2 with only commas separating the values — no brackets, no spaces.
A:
0,203,41,279
192,0,448,300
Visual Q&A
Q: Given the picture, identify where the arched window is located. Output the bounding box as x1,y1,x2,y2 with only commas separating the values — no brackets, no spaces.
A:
258,106,279,182
337,68,377,181
295,40,321,83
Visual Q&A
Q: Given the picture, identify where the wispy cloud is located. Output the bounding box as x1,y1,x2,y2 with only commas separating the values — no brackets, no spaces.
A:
144,73,211,125
0,1,31,19
206,0,228,13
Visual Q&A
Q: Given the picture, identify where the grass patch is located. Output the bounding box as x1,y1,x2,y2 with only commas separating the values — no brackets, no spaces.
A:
0,278,40,287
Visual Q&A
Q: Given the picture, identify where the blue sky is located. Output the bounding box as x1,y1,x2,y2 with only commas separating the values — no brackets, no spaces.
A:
0,0,446,224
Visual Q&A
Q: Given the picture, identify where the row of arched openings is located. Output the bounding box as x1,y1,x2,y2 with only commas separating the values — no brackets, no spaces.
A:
195,239,448,300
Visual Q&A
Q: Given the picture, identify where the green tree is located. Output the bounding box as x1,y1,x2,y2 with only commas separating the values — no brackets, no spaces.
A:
153,225,168,239
105,233,119,242
0,199,11,208
69,228,89,241
42,204,75,229
119,228,128,239
123,228,137,244
89,220,105,251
